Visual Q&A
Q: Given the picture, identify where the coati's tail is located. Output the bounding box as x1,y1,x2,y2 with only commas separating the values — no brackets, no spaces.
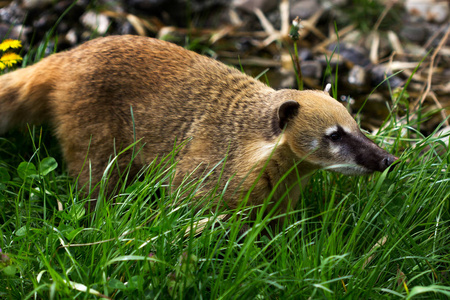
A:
0,62,55,134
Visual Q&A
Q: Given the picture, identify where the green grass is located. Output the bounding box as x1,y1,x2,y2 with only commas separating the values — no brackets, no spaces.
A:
1,23,450,299
0,94,449,299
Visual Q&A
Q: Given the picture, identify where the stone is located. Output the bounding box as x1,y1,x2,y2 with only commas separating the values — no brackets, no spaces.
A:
370,65,403,89
400,23,428,44
405,0,449,23
290,0,321,20
21,0,53,10
0,2,26,24
328,42,371,67
301,60,322,79
80,11,110,35
232,0,277,13
348,65,367,86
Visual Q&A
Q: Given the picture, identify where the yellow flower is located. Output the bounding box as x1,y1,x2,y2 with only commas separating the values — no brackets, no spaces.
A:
0,52,23,68
0,39,22,51
0,61,5,71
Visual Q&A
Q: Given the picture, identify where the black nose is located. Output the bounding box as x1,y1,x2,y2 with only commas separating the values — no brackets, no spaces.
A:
381,155,398,172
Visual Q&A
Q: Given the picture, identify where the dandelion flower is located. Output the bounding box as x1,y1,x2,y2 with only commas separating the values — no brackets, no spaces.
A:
0,39,22,51
0,61,5,71
0,52,23,67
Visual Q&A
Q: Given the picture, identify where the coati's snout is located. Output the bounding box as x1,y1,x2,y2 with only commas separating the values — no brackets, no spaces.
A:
352,131,398,173
321,126,399,175
276,90,398,176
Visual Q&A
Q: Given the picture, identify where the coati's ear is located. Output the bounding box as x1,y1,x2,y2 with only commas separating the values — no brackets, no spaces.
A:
278,100,300,129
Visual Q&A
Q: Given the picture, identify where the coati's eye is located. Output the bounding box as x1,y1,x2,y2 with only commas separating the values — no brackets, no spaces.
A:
329,132,342,141
325,126,345,142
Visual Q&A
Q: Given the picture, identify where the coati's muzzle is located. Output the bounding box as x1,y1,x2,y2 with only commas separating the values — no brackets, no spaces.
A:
365,150,398,173
378,153,398,172
352,133,398,174
323,128,399,175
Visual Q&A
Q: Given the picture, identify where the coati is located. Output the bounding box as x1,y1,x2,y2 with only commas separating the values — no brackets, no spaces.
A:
0,35,397,216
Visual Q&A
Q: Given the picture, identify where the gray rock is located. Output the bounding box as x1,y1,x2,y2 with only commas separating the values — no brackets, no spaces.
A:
405,0,449,23
400,23,428,44
232,0,278,13
65,29,78,46
290,0,321,20
370,65,403,89
21,0,53,9
348,65,367,86
0,2,26,24
80,11,110,35
328,42,370,67
298,48,313,61
0,24,28,41
301,60,322,79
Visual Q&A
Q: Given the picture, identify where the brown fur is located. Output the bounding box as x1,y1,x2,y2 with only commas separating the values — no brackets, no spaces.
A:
0,35,396,217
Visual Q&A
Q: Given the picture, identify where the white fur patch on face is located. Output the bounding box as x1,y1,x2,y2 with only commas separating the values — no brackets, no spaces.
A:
341,126,352,134
310,139,319,150
329,144,341,155
325,125,338,136
327,164,370,175
315,158,369,176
